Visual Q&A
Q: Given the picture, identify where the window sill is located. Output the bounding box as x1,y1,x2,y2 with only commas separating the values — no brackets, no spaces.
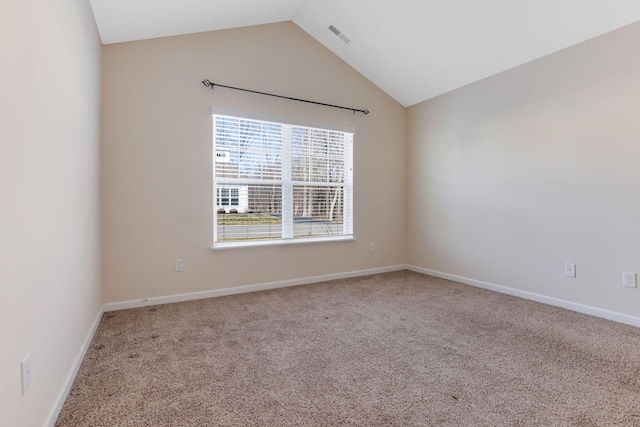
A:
211,235,355,250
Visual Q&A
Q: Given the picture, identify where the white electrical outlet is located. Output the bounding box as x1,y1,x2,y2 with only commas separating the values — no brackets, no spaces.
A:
623,272,636,288
369,243,375,253
21,354,31,396
175,259,183,272
564,263,576,278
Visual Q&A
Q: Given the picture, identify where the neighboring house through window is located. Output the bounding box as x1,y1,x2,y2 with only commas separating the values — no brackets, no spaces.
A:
212,111,354,248
216,186,245,210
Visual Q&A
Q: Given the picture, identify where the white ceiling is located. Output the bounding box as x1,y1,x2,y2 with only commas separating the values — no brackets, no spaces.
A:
89,0,640,106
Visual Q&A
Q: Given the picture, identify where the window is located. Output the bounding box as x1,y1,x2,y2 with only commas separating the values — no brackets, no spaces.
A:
216,187,241,208
212,112,354,248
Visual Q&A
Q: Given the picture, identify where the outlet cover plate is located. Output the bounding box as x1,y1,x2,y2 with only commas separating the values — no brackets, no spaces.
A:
623,272,636,288
21,354,31,396
564,263,576,278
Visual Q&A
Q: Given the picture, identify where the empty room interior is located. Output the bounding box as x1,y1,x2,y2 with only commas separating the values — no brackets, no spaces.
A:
3,0,640,425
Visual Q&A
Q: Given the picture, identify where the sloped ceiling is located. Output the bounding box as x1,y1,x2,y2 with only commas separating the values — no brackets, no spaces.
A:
89,0,640,106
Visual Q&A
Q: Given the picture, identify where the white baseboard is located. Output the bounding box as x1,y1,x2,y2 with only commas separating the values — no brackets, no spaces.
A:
407,265,640,328
103,265,406,312
44,305,104,427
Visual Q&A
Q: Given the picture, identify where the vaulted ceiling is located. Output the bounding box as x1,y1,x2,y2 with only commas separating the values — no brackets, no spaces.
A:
89,0,640,106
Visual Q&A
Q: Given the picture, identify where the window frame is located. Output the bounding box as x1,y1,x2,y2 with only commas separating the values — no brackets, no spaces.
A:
211,108,355,249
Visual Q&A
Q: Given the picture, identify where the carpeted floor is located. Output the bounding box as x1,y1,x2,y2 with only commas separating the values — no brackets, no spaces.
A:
55,270,640,426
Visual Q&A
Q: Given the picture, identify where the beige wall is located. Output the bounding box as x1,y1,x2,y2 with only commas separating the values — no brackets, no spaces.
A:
0,0,102,425
101,22,407,303
407,22,640,318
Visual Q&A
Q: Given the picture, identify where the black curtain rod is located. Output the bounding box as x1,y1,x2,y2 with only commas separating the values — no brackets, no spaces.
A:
202,79,369,115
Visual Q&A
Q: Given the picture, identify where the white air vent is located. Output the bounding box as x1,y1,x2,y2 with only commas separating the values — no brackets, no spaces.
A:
328,25,350,44
329,25,341,36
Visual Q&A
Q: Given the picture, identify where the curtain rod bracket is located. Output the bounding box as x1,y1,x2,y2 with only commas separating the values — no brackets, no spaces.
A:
201,79,369,115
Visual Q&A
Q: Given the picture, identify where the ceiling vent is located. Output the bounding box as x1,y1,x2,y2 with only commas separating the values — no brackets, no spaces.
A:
328,25,350,44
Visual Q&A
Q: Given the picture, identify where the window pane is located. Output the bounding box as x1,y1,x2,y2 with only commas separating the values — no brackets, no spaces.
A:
230,188,239,206
216,184,282,242
214,116,282,180
292,185,344,238
290,127,344,183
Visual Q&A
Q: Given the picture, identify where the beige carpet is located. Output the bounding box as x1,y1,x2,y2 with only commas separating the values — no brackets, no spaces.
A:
55,270,640,426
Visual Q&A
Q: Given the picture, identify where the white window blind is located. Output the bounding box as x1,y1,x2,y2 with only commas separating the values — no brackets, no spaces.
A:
213,113,354,247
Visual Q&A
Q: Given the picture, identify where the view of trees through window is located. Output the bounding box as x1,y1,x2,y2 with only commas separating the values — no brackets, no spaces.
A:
213,114,353,245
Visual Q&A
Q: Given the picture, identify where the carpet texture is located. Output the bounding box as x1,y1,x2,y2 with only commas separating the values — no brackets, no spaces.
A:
55,271,640,426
